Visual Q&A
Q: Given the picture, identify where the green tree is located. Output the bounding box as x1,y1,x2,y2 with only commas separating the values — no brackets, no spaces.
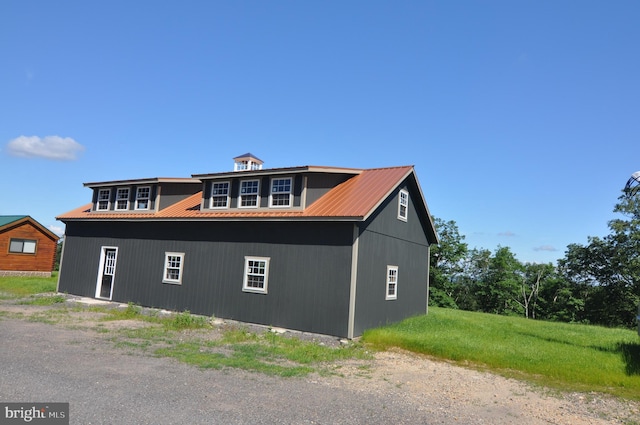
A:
472,246,523,316
456,248,491,311
429,217,468,308
558,193,640,328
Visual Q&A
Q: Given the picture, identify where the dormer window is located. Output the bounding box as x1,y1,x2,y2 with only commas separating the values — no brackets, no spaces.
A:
135,186,151,210
115,188,130,211
270,177,292,207
97,189,111,211
239,180,260,208
209,181,230,209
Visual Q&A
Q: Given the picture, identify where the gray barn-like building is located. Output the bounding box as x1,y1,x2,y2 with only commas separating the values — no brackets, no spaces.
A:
57,155,438,338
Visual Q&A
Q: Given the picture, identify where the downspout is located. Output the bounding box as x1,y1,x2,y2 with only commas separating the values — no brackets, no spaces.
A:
347,223,359,339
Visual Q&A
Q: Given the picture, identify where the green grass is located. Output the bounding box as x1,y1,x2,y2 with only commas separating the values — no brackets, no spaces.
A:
0,273,57,298
363,307,640,400
155,328,370,377
19,294,67,305
86,305,369,377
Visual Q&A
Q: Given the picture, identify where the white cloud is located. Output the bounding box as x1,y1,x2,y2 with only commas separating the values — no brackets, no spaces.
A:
48,225,65,236
498,231,516,237
534,245,557,252
7,135,85,160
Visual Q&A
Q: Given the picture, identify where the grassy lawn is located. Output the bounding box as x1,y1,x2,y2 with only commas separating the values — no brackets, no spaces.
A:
0,273,58,299
363,306,640,400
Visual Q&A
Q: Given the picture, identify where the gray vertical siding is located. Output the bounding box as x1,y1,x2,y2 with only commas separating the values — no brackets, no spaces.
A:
305,173,354,205
59,220,355,337
353,182,430,336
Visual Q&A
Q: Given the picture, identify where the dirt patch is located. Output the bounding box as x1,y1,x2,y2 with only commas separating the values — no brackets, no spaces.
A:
325,349,640,424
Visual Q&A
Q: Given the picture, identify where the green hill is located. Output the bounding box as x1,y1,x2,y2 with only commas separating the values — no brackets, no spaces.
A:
363,307,640,400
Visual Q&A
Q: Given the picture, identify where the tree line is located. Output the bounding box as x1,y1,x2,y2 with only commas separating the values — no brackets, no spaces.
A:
429,191,640,329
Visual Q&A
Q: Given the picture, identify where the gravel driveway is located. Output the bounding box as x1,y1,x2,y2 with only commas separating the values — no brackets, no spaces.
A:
0,300,638,424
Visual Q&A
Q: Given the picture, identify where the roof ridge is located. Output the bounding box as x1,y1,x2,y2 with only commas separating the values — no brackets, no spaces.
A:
362,165,413,172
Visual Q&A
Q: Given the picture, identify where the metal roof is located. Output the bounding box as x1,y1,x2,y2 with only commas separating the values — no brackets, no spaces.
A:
0,215,28,227
0,215,60,241
57,165,438,243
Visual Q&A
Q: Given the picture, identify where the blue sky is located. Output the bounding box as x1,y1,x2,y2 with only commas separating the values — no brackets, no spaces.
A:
1,1,638,264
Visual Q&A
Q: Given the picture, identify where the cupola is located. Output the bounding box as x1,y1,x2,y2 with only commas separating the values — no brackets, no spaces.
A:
233,153,263,171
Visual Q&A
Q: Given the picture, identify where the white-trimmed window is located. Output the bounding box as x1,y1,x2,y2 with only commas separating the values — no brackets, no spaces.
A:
398,189,408,221
163,252,185,285
115,188,130,211
243,256,270,293
270,177,292,207
9,239,37,254
386,265,398,300
209,181,230,209
97,189,111,211
239,180,260,208
135,186,151,210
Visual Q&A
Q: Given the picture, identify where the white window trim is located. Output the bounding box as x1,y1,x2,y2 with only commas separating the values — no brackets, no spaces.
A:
135,186,151,210
398,189,409,222
242,256,270,294
95,246,118,300
239,179,260,209
97,189,111,211
386,265,398,300
115,187,131,211
163,252,185,285
209,181,231,209
269,177,293,208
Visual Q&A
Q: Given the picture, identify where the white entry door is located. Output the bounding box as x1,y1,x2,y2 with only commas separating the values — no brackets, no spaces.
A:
96,247,118,300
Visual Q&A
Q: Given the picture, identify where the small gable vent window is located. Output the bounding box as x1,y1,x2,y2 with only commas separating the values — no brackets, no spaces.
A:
97,189,111,211
398,189,408,222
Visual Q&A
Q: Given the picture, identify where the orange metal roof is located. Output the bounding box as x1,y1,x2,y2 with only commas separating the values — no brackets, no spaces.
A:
57,166,416,221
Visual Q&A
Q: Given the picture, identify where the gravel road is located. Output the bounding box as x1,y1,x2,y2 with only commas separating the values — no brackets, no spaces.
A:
0,301,638,424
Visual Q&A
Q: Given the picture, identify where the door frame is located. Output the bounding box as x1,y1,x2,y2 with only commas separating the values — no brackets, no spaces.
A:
95,246,118,300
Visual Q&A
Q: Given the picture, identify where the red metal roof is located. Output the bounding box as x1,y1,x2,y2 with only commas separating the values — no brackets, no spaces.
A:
57,166,416,221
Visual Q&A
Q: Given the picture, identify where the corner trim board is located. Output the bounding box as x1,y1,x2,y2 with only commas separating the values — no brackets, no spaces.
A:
347,224,359,339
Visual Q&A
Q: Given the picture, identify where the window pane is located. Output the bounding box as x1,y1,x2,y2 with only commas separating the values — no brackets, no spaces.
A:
9,240,23,252
23,241,36,253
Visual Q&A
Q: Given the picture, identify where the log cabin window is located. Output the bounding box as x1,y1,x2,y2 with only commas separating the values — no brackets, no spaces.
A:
398,189,408,222
243,256,270,294
9,238,37,254
115,188,130,210
209,181,230,209
97,189,111,211
239,180,260,208
386,265,398,300
163,252,185,285
135,186,151,210
269,177,292,207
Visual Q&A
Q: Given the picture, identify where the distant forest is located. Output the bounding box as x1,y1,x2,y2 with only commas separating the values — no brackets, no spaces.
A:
429,190,640,329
